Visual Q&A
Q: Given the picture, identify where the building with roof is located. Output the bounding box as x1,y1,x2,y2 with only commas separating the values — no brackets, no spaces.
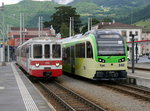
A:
142,30,150,55
7,26,56,46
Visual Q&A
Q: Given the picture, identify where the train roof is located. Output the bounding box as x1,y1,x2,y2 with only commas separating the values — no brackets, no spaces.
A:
17,37,62,48
61,30,120,43
90,29,120,35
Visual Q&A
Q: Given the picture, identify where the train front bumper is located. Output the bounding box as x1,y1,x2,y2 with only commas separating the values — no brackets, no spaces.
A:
93,70,127,80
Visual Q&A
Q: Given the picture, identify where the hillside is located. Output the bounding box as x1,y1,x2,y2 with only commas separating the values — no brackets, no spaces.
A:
1,0,150,29
134,19,150,30
118,4,150,24
2,0,60,27
69,0,150,7
70,0,150,21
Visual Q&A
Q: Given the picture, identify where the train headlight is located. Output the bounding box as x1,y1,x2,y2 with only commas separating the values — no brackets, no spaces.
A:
55,63,60,67
98,58,105,63
119,58,125,62
35,63,40,67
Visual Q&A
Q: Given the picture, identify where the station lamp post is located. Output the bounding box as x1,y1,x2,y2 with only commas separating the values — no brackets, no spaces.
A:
129,33,137,73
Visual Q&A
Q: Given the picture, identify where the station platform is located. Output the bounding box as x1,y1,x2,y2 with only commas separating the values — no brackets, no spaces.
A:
127,62,150,89
0,62,55,111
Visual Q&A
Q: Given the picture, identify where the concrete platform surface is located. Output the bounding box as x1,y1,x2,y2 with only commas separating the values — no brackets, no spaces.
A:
127,62,150,89
0,62,55,111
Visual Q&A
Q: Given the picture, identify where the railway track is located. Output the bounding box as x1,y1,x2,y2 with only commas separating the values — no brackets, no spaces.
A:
102,83,150,101
39,81,105,111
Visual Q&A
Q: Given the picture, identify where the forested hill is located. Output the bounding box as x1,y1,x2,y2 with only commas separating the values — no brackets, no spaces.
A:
118,4,150,24
1,0,150,28
69,0,150,7
2,0,60,27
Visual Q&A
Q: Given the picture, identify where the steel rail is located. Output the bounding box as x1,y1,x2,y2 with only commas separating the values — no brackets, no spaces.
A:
39,82,75,111
54,82,105,111
39,81,105,111
102,83,150,101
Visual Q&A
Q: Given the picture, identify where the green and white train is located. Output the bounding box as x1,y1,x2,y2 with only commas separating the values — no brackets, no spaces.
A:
62,30,128,80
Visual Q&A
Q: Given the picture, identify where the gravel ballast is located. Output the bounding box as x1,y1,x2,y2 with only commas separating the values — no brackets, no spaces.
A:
57,75,150,111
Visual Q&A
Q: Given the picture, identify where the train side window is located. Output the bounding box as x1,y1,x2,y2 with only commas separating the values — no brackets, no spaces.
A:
76,43,85,58
52,44,61,58
66,47,70,63
86,41,93,58
26,47,29,58
33,44,42,58
76,44,80,57
45,44,50,58
29,45,31,58
63,48,67,63
81,43,85,58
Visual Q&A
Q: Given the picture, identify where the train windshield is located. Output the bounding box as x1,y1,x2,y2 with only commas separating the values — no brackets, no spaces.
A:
97,34,125,56
33,44,42,58
44,44,50,58
52,44,61,58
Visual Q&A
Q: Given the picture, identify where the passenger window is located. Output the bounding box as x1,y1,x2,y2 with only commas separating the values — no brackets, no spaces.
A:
45,44,50,58
29,45,31,58
66,47,70,63
33,44,42,58
52,44,61,58
76,43,85,58
86,41,93,58
81,43,85,58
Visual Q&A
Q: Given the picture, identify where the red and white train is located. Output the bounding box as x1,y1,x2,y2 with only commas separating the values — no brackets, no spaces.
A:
16,37,62,78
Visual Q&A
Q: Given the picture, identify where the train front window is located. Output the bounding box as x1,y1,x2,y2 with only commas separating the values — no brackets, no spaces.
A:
44,44,50,58
33,44,42,58
52,44,61,58
97,34,125,56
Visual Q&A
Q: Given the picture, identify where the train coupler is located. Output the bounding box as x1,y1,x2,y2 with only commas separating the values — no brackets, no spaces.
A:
43,72,52,78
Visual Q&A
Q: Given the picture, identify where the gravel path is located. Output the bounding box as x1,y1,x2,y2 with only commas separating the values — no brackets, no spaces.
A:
57,75,150,111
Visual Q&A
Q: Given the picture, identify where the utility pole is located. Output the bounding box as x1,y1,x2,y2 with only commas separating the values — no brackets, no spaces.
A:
1,2,6,65
130,33,135,73
20,13,22,45
88,18,92,31
69,17,72,37
39,16,41,37
2,2,4,42
88,18,90,31
72,17,74,36
7,24,10,62
22,13,25,43
90,18,92,30
41,16,43,37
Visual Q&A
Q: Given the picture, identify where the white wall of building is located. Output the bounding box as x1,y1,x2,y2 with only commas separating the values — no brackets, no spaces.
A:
142,31,150,55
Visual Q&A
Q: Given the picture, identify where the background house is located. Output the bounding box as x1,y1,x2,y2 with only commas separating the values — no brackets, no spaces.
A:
8,26,56,46
142,30,150,55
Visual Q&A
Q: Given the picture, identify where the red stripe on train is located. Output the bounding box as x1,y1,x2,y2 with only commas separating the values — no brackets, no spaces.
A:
29,69,62,77
30,60,62,65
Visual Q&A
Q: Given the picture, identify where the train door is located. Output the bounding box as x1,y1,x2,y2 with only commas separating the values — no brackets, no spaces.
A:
71,46,75,74
26,45,30,72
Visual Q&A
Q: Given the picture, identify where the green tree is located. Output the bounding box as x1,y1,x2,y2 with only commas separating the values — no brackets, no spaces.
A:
44,6,81,34
60,23,69,38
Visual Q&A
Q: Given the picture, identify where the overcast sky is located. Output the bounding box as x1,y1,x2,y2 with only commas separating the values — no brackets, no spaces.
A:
0,0,74,6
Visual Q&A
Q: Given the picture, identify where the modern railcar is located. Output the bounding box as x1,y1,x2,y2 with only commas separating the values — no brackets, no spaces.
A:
62,30,128,80
16,37,62,78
